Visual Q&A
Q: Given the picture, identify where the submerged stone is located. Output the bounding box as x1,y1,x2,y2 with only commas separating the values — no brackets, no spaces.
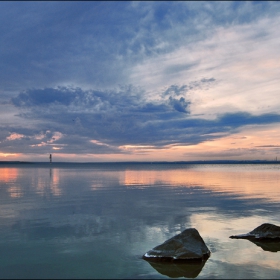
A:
143,228,210,262
230,223,280,240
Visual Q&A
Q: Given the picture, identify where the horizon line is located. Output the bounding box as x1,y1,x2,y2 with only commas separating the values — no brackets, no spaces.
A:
0,159,279,164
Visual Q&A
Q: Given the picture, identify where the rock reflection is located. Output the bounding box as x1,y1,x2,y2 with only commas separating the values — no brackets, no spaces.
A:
249,240,280,253
145,260,208,278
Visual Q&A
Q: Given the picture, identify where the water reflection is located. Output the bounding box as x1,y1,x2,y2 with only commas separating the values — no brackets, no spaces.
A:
122,165,280,202
0,168,18,183
7,185,23,198
248,240,280,253
49,168,62,196
0,168,22,198
145,260,208,278
0,163,280,278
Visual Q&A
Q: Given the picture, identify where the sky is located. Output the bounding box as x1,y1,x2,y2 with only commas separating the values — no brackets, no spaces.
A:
1,1,280,162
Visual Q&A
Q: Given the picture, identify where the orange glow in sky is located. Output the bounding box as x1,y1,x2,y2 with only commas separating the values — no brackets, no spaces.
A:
1,2,280,163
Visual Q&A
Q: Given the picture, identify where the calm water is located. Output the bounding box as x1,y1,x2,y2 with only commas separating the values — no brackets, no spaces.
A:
1,163,280,279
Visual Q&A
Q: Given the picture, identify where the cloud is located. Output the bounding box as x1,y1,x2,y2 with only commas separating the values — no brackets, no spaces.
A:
218,112,280,128
1,2,280,160
129,4,280,119
11,88,76,107
3,85,280,157
0,2,139,91
168,96,190,113
6,133,25,141
255,145,280,148
162,78,216,98
1,2,279,94
162,85,188,97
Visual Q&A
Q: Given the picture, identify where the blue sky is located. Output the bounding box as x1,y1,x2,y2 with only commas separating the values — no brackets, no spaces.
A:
1,1,280,162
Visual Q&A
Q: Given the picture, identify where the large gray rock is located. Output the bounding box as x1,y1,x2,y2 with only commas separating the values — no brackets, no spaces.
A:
143,228,211,262
230,223,280,240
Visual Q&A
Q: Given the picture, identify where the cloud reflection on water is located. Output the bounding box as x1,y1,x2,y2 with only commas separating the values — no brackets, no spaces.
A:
2,163,280,201
121,164,280,202
0,164,280,278
0,168,18,183
250,240,280,253
0,167,62,198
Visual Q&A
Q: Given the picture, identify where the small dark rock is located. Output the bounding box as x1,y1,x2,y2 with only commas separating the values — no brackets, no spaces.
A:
230,223,280,241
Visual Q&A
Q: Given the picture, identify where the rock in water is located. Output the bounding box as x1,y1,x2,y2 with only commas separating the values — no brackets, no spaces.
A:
230,223,280,240
143,228,210,262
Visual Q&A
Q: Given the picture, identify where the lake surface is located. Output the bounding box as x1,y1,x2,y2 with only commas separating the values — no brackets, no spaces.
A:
0,163,280,279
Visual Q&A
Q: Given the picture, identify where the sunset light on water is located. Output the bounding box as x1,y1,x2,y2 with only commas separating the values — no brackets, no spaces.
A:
0,163,280,278
1,2,280,278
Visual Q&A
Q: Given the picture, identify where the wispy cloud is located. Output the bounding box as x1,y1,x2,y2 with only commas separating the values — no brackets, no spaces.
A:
1,2,280,160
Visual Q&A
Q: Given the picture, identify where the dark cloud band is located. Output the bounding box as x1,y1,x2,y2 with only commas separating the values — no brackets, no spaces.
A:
2,86,280,155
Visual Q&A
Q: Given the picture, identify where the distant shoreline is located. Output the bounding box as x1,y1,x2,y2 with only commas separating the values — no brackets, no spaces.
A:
0,160,280,165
